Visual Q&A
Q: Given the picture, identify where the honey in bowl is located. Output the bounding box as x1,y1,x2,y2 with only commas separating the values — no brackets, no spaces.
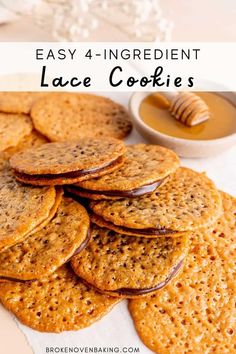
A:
140,92,236,140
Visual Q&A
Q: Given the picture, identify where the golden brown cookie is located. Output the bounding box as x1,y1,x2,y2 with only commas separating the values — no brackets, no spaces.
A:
0,157,56,252
0,265,120,332
31,93,132,141
0,186,62,255
89,214,185,238
3,130,48,159
71,225,188,298
0,197,90,280
10,138,126,185
0,113,32,152
67,188,119,201
68,144,179,200
90,167,222,237
0,92,46,114
20,187,63,240
129,191,236,354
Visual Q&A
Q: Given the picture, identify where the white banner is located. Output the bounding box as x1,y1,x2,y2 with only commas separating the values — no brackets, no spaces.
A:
0,42,235,91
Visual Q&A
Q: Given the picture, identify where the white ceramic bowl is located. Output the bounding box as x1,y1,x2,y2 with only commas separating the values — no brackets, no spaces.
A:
129,91,236,158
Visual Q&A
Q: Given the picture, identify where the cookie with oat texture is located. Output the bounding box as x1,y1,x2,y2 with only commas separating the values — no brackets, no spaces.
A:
0,113,32,152
0,157,57,252
129,191,236,354
31,93,132,141
10,138,126,185
0,265,120,332
68,144,179,200
90,167,222,237
0,196,91,281
71,224,188,298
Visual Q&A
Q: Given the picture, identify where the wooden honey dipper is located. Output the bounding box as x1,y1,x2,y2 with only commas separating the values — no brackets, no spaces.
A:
161,92,210,126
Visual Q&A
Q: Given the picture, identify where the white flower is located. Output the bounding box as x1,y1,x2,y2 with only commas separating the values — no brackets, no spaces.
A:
30,0,173,41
